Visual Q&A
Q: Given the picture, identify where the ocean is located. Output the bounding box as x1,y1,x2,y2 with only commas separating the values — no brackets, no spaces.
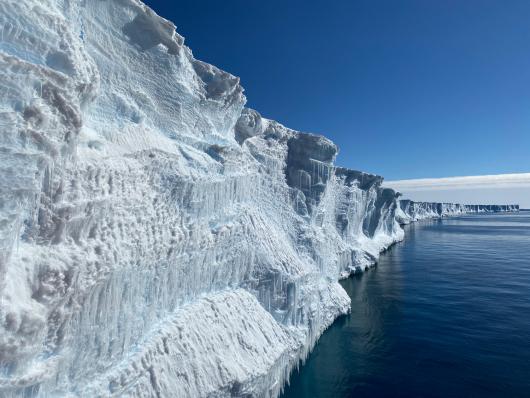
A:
282,211,530,398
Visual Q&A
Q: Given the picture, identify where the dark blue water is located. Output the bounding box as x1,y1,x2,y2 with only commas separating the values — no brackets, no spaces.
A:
282,212,530,398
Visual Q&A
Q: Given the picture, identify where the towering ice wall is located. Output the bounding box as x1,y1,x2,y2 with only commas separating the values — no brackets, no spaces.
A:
0,1,404,397
396,199,519,224
463,204,519,213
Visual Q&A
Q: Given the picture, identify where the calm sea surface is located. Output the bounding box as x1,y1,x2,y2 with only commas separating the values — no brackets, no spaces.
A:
282,211,530,398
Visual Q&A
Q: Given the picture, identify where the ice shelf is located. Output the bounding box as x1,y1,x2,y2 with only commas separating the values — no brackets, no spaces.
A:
0,1,518,397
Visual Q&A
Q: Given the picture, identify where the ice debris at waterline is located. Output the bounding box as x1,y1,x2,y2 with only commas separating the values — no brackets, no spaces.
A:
0,1,519,397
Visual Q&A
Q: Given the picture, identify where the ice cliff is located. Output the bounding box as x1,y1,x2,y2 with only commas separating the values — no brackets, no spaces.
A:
396,200,519,224
0,1,404,396
0,1,521,396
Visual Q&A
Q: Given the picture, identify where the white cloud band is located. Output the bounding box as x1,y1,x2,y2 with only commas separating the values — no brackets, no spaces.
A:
384,173,530,208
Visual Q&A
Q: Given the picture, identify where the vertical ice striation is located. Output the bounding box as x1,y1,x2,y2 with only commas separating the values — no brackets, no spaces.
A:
0,1,515,397
0,2,401,396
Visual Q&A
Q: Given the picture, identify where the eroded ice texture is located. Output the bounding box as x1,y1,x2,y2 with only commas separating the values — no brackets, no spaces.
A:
0,1,515,397
0,2,401,396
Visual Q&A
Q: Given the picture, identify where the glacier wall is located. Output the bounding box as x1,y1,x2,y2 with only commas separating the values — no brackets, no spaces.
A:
396,199,519,224
0,1,405,397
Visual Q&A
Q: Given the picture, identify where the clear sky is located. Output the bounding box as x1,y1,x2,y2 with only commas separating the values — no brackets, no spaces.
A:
144,0,530,180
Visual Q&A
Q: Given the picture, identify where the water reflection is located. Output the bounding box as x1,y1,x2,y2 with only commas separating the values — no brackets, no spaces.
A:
282,212,530,398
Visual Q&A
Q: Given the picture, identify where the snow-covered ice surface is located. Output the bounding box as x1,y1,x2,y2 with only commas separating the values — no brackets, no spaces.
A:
0,1,517,397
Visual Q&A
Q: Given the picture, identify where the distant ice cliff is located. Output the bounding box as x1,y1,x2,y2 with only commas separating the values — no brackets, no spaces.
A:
396,200,519,224
0,1,518,397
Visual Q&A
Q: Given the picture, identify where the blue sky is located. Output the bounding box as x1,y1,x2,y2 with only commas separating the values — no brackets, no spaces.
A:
144,0,530,180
